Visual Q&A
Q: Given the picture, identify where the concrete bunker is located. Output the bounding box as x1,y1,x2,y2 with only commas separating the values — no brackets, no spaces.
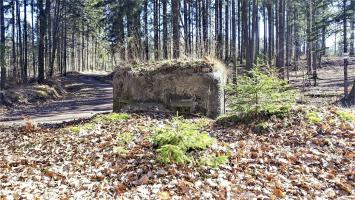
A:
113,59,227,118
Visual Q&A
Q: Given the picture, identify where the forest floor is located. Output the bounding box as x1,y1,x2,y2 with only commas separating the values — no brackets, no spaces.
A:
0,108,354,199
0,73,113,127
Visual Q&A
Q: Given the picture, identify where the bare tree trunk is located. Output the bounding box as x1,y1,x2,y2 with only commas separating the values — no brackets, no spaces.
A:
267,2,273,66
31,0,36,77
11,0,17,81
306,2,312,75
144,0,149,60
24,0,28,81
350,0,354,56
276,0,285,78
343,0,349,96
0,0,5,89
225,0,229,61
16,0,24,82
154,0,159,60
172,0,180,59
38,0,45,82
242,0,249,67
162,0,168,59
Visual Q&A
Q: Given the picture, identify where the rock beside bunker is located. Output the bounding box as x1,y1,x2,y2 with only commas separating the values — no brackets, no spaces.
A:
113,59,227,118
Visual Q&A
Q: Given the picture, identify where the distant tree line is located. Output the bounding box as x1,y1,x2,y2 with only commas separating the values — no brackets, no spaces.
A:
0,0,354,89
105,0,354,79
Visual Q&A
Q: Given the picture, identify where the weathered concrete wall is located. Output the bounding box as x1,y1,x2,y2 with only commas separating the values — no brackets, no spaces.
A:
113,60,226,118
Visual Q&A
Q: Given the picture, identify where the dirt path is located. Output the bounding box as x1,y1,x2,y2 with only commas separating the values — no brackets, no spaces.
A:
0,73,113,127
289,59,355,105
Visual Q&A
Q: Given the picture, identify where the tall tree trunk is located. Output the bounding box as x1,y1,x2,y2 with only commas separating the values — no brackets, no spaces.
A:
242,0,250,67
263,5,267,55
16,0,24,82
268,2,274,65
24,0,28,82
231,0,237,83
306,2,312,75
343,0,349,96
31,0,35,77
250,0,258,66
49,0,60,77
276,0,285,78
225,0,229,61
202,0,209,55
11,0,17,81
162,0,168,59
183,0,188,55
172,0,180,58
294,7,300,64
38,0,45,83
154,0,159,60
0,0,5,89
350,0,354,56
218,0,223,59
63,9,67,76
144,0,149,60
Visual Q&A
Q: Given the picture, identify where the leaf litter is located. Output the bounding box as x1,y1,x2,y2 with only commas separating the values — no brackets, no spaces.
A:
0,106,354,199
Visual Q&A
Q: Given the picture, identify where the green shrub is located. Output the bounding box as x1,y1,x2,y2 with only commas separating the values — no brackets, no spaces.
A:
152,116,215,164
306,111,322,124
156,145,190,164
198,154,229,168
335,110,355,122
227,67,297,117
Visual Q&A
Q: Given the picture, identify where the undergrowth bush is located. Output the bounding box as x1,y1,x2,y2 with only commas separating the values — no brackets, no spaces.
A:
335,110,355,122
152,116,215,165
306,111,322,124
227,67,297,117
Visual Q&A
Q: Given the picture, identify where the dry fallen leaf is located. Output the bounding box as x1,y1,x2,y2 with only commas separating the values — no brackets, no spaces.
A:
115,183,127,194
336,181,352,194
157,191,170,200
273,187,285,198
138,175,149,185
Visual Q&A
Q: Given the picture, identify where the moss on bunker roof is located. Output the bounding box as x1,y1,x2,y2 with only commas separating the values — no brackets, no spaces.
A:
117,58,225,73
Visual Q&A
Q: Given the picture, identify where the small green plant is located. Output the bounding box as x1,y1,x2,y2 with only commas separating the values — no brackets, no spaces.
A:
335,110,355,122
156,145,190,164
227,67,297,117
113,146,129,156
254,121,270,133
93,113,130,123
68,123,94,134
117,132,133,145
199,154,229,168
152,116,215,164
306,111,322,124
69,126,81,134
82,123,95,130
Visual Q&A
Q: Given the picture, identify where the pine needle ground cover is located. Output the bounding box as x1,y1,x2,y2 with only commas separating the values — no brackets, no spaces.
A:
0,108,354,199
